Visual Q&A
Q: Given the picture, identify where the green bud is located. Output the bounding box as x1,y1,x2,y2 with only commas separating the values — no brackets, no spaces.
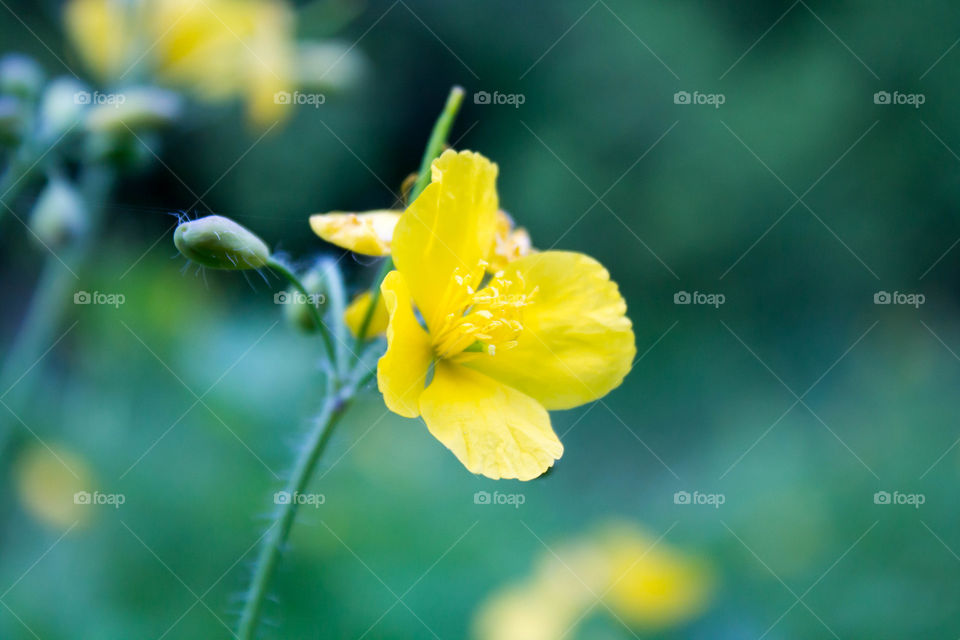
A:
39,77,89,139
0,96,25,145
283,269,327,333
0,54,44,100
84,86,181,135
174,215,270,270
29,177,88,249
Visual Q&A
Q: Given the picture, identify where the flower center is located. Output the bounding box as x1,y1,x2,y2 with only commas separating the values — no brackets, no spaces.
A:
431,262,536,359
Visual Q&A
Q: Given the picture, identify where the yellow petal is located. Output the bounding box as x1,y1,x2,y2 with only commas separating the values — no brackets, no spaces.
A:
64,0,136,80
419,361,563,481
461,251,635,410
392,149,499,331
344,291,389,338
309,211,401,256
377,271,433,417
243,0,295,126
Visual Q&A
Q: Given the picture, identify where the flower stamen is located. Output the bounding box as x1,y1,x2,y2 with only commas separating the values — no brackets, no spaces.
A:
432,263,535,359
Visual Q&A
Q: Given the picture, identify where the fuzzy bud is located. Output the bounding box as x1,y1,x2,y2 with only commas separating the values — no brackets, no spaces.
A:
174,215,270,270
0,54,44,100
283,268,327,333
39,77,89,139
29,177,88,249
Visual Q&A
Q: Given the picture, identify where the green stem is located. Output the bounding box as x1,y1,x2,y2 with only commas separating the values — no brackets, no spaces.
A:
236,377,353,640
0,163,113,440
354,86,465,345
319,258,349,377
266,257,338,369
0,146,37,226
236,87,467,640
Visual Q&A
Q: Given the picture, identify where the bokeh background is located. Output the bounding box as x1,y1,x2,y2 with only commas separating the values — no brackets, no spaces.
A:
2,0,960,638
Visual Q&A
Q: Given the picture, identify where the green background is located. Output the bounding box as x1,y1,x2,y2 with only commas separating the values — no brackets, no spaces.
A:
2,0,960,638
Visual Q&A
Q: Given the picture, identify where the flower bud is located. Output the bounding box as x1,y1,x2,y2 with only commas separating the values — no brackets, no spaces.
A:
84,86,181,135
0,96,25,145
29,177,88,249
174,215,270,270
0,54,44,100
283,269,327,333
39,77,89,139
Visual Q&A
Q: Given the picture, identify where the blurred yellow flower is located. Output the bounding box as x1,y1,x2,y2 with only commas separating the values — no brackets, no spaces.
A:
344,290,389,338
13,443,94,529
310,208,535,270
376,149,634,480
474,522,713,640
64,0,295,125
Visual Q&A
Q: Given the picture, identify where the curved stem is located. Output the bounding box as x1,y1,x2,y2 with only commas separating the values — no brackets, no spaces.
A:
354,86,465,345
236,378,352,640
0,163,112,444
236,87,467,639
266,257,338,369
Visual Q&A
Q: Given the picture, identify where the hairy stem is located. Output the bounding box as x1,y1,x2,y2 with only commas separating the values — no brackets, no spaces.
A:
236,377,353,640
354,85,465,344
237,87,467,639
266,257,338,369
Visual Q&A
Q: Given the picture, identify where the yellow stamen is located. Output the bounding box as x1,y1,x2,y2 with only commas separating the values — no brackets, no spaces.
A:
431,263,536,359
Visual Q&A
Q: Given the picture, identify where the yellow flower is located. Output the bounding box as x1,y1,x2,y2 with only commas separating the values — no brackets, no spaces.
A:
473,522,713,639
344,290,389,338
596,523,713,628
14,444,94,529
310,207,535,269
64,0,294,126
377,149,634,480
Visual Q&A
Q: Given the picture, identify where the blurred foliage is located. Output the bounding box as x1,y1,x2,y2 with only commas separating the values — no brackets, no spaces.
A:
2,0,960,638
